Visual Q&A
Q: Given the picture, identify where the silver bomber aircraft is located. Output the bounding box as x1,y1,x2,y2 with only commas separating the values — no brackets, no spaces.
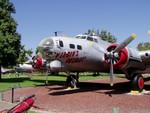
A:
33,34,150,92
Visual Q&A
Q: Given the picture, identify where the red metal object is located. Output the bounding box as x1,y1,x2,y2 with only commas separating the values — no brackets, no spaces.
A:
105,44,128,68
0,95,35,113
32,56,43,68
11,98,34,113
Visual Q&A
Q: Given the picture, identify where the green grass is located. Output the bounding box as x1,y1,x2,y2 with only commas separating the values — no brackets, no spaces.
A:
0,72,107,92
28,111,37,113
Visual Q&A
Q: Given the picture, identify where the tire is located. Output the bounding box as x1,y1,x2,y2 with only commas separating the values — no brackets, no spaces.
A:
66,75,78,88
131,73,144,92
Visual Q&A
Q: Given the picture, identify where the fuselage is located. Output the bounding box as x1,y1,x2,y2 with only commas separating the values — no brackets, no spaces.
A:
38,35,111,72
37,35,150,73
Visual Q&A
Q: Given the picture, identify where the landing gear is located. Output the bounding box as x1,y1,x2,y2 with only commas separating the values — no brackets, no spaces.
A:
65,72,79,88
131,73,144,92
92,72,100,76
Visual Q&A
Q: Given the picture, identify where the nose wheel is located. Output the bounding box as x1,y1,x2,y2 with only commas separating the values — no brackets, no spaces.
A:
131,73,144,92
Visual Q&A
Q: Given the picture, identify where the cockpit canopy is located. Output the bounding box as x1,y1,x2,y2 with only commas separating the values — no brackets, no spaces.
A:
75,34,99,43
37,37,54,60
38,38,54,48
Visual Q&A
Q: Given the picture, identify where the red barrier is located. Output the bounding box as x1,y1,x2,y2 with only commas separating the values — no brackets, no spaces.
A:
11,98,34,113
0,94,35,113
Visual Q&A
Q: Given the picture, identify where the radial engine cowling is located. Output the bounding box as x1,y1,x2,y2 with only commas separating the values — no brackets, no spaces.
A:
32,56,44,68
105,44,129,68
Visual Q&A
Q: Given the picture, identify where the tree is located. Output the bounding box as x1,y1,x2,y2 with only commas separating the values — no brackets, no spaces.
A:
17,45,33,64
0,0,22,79
85,29,117,43
137,42,150,51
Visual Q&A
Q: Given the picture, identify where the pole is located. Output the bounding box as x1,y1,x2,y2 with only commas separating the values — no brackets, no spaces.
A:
0,64,1,80
45,70,48,85
11,87,15,103
0,92,3,101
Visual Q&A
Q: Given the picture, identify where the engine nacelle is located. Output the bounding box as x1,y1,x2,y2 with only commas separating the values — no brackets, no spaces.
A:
125,47,145,69
105,44,145,70
32,56,44,68
105,44,129,68
50,60,64,71
139,50,150,67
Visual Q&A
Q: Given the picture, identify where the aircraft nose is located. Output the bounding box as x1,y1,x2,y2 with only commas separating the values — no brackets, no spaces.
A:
37,38,54,60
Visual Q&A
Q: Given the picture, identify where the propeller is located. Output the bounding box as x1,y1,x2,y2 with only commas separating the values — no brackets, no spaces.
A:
92,34,136,86
91,42,107,54
32,52,43,68
113,34,136,53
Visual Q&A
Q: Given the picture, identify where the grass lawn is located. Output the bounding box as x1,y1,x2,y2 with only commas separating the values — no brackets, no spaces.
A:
0,72,110,92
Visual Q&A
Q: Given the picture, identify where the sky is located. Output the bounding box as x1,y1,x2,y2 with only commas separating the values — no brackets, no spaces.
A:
10,0,150,53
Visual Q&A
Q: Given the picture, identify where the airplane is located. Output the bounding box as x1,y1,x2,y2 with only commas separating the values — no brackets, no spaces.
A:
15,57,47,74
15,60,33,72
32,33,150,92
15,57,59,76
1,67,15,74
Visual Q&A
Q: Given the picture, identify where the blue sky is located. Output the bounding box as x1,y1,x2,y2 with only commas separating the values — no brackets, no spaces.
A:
10,0,150,53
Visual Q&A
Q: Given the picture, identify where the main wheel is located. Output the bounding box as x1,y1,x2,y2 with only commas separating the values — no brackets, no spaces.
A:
131,73,144,92
66,75,78,88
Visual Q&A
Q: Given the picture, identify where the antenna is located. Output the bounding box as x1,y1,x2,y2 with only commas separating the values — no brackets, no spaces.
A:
54,31,63,36
54,32,57,36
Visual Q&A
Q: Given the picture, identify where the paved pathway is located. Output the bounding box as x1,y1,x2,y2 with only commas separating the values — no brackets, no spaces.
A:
0,101,15,111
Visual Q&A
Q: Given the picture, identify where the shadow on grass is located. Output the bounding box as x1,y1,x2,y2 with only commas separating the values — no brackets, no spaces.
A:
0,77,30,83
29,79,66,86
0,75,66,84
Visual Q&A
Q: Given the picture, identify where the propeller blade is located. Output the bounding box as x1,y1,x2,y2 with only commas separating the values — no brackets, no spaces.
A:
32,52,43,68
113,34,136,53
25,53,31,60
91,43,107,54
110,59,114,86
32,52,41,60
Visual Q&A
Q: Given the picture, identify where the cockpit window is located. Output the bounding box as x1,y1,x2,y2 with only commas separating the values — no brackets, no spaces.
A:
76,36,82,39
81,36,86,39
59,40,64,47
87,36,93,41
76,36,86,39
94,38,98,43
77,45,82,50
76,35,99,43
69,44,75,49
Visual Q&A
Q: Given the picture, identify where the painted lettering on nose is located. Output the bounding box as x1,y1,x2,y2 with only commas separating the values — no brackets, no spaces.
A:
65,57,86,63
54,51,79,58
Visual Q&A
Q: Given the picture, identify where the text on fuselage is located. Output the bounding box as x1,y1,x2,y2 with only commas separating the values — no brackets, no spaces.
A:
54,51,79,58
54,51,86,63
